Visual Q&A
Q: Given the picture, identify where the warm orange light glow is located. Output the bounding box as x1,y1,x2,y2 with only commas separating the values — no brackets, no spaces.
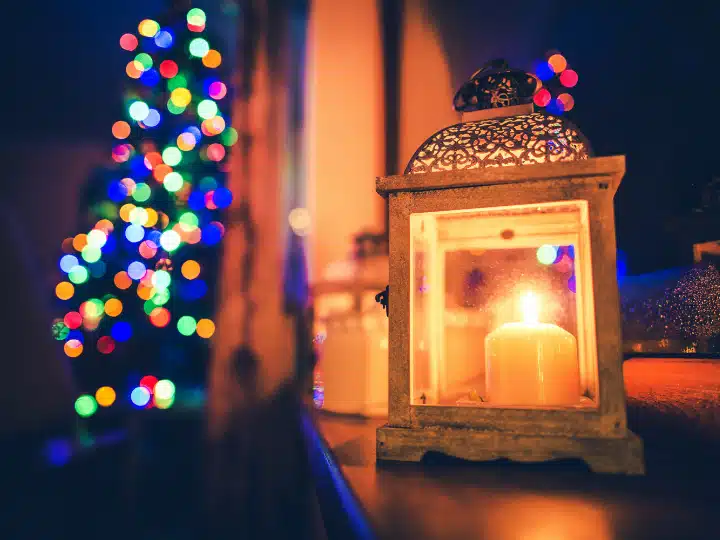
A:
95,219,114,234
196,318,216,338
181,260,201,279
114,271,133,290
548,54,567,73
520,292,540,324
96,386,117,407
112,121,131,139
288,207,311,236
104,298,123,317
56,282,75,300
119,204,136,222
72,234,88,251
202,49,222,68
137,283,155,300
153,164,172,182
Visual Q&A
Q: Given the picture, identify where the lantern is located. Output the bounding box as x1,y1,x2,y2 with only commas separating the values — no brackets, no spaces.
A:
375,60,644,474
313,232,389,416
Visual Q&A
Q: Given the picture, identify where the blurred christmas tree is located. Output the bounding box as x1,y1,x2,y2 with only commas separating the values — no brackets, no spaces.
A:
52,6,236,419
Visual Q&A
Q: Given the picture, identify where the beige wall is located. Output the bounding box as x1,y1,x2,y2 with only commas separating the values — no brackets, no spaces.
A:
305,0,386,280
398,0,459,172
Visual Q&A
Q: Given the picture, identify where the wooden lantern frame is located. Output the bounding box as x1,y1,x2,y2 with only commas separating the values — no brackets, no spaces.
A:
375,155,645,474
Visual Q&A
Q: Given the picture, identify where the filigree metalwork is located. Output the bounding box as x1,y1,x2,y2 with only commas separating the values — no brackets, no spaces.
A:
405,112,592,175
453,59,539,112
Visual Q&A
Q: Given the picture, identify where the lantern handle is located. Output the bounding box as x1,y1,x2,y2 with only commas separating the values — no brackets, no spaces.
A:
375,286,389,317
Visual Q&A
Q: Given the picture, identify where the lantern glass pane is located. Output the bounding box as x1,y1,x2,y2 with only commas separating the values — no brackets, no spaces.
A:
409,200,598,409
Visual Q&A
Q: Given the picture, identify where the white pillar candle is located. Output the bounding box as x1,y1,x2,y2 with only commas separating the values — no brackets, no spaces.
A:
485,292,580,406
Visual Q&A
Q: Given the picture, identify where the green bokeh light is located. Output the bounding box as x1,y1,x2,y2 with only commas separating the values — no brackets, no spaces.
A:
167,74,188,91
75,395,98,418
197,99,218,120
52,320,70,340
187,8,206,26
132,183,151,202
162,147,182,166
152,288,171,306
143,299,157,315
134,53,153,70
81,246,101,264
189,38,209,58
153,270,172,290
69,266,89,284
129,101,150,121
178,212,199,230
167,101,185,115
163,172,184,192
177,315,197,336
221,128,239,146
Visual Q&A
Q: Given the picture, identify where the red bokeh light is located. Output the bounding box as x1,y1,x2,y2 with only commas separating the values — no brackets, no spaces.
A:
97,336,116,354
159,60,179,79
533,88,551,107
140,375,159,392
64,311,83,330
119,33,138,51
559,69,578,88
149,307,171,328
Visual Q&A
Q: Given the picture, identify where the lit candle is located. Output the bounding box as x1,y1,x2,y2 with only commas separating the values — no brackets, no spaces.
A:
485,292,580,406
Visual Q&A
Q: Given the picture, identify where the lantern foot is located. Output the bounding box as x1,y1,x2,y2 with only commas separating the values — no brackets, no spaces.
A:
376,425,645,475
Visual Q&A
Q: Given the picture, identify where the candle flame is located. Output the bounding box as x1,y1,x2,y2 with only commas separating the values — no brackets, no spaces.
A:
520,292,540,324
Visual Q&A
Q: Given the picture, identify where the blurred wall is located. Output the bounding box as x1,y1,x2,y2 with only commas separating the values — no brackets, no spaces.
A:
0,140,105,435
305,0,386,279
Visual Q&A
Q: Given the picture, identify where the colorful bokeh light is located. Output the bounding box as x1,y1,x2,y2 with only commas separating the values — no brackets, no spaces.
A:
559,69,578,88
75,395,98,418
536,245,558,265
189,38,210,58
187,8,206,27
60,8,234,415
196,318,215,339
177,315,197,336
112,121,131,139
138,19,160,38
548,54,567,73
202,50,222,68
149,307,171,328
154,379,176,400
131,386,152,407
181,260,201,280
96,386,116,407
56,282,75,300
120,33,139,51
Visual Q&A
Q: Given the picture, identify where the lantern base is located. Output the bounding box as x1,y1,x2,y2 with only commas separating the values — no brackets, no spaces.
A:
376,425,645,475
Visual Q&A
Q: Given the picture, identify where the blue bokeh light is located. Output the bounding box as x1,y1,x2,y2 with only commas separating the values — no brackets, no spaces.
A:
111,321,133,342
60,254,79,273
212,187,233,209
202,223,222,245
534,61,555,81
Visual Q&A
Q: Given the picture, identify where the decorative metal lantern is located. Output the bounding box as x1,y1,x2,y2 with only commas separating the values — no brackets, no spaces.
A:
375,60,644,474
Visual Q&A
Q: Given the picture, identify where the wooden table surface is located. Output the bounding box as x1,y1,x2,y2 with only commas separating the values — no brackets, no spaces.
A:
316,358,720,540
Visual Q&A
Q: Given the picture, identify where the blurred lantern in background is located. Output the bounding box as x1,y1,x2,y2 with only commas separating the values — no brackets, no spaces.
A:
312,232,389,417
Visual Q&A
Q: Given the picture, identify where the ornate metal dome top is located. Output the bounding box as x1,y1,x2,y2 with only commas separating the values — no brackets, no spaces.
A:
405,60,592,175
452,59,539,112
